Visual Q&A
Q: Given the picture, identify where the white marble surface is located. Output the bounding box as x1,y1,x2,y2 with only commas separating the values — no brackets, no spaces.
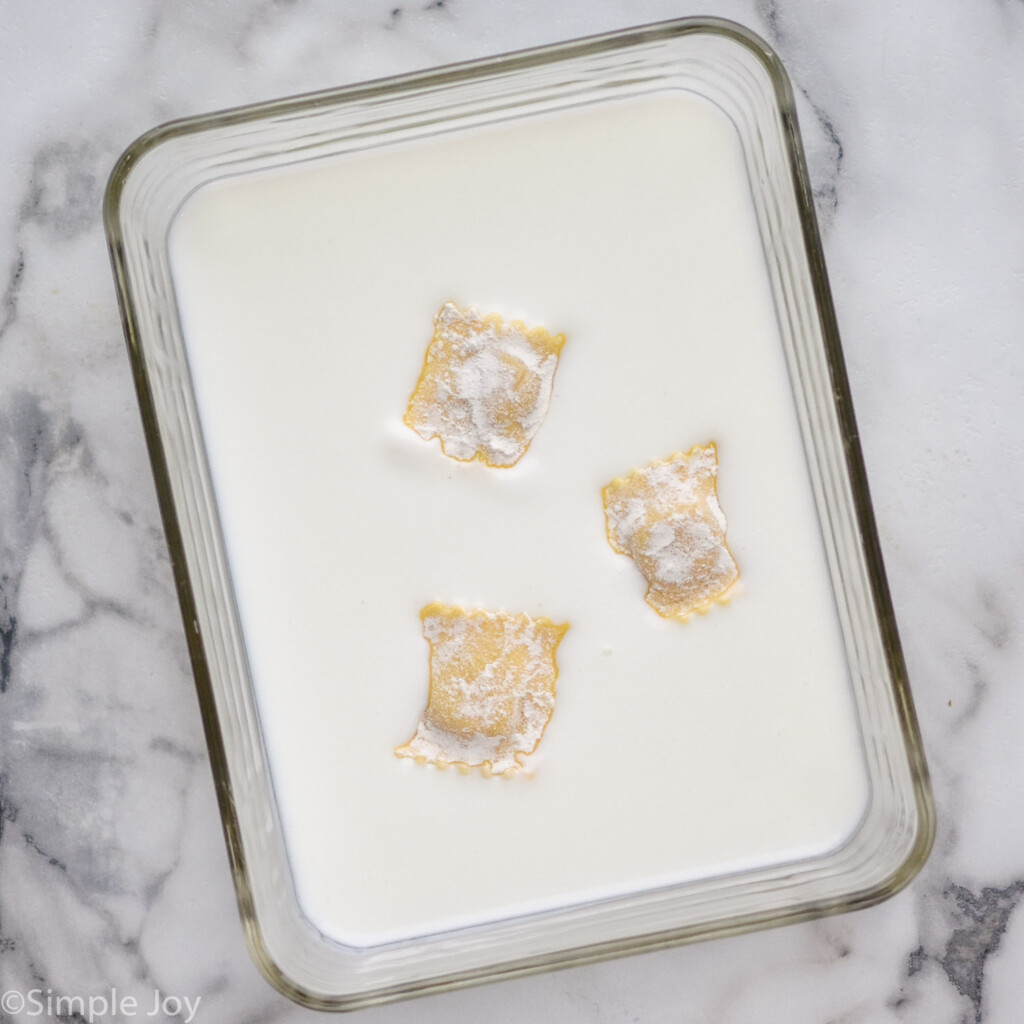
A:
1,1,1023,1022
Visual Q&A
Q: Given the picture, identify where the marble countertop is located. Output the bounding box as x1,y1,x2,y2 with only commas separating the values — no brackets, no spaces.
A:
2,2,1022,1022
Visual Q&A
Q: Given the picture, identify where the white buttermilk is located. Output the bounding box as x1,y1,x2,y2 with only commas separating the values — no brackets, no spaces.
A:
169,92,869,946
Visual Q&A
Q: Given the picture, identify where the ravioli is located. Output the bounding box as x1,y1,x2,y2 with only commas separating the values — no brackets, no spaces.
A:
404,303,566,467
602,443,739,620
396,603,569,776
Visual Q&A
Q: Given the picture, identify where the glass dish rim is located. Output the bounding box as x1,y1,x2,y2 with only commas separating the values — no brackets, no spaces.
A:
103,14,935,1011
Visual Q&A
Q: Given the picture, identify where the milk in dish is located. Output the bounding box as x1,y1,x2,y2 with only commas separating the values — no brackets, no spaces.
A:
168,90,870,946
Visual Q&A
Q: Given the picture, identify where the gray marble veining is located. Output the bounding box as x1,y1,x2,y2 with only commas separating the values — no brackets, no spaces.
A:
1,1,1023,1022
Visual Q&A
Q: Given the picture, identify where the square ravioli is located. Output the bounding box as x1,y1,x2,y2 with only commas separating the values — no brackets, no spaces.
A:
404,303,566,467
396,603,569,776
602,444,739,620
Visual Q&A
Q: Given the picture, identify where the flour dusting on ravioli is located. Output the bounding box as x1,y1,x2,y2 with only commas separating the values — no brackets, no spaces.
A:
396,603,569,776
602,444,739,620
404,303,566,467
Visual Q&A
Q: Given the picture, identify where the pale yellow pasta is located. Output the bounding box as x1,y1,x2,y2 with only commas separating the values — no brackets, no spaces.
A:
396,603,569,776
602,443,739,620
404,303,566,467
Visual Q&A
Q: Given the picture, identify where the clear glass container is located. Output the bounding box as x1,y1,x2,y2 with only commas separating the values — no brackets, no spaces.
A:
104,17,934,1011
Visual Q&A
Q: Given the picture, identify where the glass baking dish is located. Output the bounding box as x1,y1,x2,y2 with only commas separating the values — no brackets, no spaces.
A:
104,17,934,1011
